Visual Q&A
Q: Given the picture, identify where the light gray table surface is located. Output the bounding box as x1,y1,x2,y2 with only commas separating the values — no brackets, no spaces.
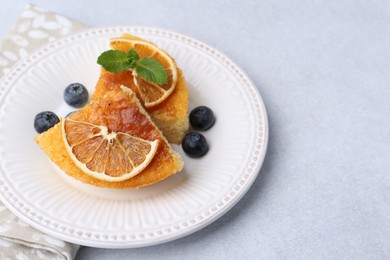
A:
1,0,389,259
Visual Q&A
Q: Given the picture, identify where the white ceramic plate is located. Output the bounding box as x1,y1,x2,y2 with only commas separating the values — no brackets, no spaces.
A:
0,27,268,248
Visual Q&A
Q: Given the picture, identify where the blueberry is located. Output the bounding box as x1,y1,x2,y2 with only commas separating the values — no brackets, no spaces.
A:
34,111,60,133
182,132,209,158
64,83,89,108
189,106,215,131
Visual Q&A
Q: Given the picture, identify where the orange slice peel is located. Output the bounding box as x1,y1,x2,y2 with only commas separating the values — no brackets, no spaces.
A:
110,38,178,107
62,118,159,182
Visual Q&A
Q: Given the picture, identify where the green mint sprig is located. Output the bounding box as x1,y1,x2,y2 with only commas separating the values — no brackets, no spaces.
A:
97,48,168,85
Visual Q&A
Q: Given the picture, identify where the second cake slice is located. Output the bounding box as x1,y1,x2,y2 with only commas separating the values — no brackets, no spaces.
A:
93,33,189,144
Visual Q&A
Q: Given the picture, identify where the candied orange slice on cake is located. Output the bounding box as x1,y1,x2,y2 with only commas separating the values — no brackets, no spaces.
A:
62,118,159,182
110,36,178,107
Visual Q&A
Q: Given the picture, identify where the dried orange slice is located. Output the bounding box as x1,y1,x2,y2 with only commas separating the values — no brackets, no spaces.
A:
110,36,178,107
62,118,159,182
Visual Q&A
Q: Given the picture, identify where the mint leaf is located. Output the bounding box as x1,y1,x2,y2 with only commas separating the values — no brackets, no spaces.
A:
135,58,168,85
97,49,169,85
97,50,132,72
127,48,139,61
127,48,139,69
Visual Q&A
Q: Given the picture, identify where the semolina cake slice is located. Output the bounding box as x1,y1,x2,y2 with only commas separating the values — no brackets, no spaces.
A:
92,34,189,144
35,86,183,189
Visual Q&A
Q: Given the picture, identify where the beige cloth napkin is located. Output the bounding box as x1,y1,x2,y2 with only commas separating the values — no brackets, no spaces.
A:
0,3,88,259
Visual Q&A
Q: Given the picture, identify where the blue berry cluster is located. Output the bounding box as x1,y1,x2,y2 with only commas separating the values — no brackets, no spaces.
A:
182,106,215,158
